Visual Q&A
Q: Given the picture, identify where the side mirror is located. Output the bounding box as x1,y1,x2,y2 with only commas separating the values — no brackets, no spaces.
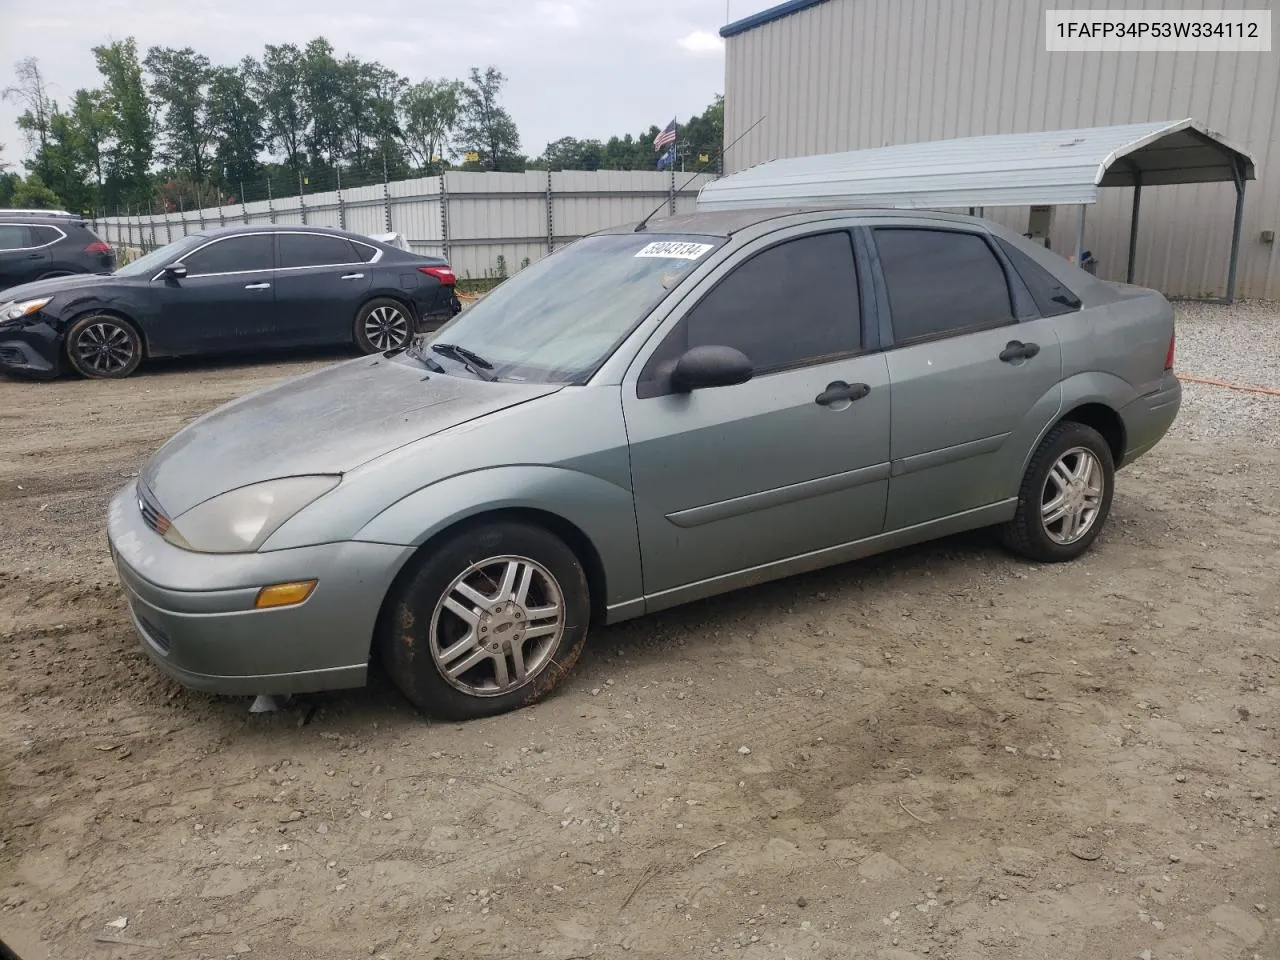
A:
670,345,753,392
163,262,187,279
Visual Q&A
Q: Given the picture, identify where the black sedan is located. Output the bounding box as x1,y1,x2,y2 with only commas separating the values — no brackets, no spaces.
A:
0,225,461,379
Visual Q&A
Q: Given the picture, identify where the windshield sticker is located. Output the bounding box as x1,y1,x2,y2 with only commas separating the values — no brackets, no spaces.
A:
634,241,715,260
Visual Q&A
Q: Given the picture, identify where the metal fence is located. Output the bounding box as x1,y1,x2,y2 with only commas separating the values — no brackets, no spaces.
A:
91,170,717,279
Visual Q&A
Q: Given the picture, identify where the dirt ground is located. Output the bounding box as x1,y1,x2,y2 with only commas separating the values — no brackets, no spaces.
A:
1,346,1278,960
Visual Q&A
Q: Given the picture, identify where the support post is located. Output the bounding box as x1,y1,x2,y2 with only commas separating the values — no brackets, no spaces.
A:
1225,158,1246,305
440,173,450,264
336,166,346,230
1127,172,1142,284
298,170,307,226
382,152,393,232
267,177,275,224
546,168,554,254
1075,204,1087,266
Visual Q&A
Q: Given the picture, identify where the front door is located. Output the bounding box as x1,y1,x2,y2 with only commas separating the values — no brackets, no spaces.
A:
622,228,892,602
145,232,278,356
271,232,373,346
868,224,1064,530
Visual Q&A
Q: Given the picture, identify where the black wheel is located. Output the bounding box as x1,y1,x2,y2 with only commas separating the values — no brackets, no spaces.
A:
354,297,413,354
1001,420,1115,562
65,313,142,379
378,520,591,720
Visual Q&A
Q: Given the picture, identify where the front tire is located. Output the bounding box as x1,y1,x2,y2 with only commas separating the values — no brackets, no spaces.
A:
378,521,591,720
65,314,142,379
1001,421,1115,562
354,297,413,354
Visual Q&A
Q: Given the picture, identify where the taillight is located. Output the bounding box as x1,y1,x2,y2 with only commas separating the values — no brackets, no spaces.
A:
418,265,456,286
1165,331,1175,370
83,241,112,255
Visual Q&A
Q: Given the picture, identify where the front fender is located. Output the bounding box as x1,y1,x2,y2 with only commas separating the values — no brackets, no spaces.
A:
353,465,643,612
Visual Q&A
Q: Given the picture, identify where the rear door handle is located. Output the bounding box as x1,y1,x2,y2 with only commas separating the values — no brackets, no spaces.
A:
999,340,1040,362
815,381,871,406
340,273,365,280
244,282,271,290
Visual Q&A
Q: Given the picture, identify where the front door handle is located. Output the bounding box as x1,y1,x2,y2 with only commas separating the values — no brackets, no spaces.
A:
340,273,365,280
244,282,271,290
999,340,1040,362
815,381,871,406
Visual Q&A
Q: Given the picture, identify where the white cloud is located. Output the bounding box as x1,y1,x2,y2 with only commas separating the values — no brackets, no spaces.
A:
678,30,724,55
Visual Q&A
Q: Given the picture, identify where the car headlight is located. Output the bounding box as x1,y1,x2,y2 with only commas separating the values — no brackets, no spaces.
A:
164,475,340,553
1,297,53,322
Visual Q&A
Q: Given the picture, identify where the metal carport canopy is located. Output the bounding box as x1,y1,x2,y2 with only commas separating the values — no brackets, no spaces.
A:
697,118,1256,302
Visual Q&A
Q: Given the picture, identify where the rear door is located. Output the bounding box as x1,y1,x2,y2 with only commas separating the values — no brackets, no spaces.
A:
271,232,373,346
145,232,277,355
869,223,1064,530
0,224,51,289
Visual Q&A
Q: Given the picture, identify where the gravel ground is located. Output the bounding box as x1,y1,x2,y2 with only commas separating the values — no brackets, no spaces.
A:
1,307,1278,960
1168,299,1280,444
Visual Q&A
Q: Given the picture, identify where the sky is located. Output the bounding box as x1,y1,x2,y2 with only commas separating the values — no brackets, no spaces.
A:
0,0,780,174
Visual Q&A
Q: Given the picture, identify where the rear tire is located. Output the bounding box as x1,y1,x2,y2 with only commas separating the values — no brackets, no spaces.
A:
65,313,142,379
378,521,591,720
1001,420,1115,563
354,297,413,354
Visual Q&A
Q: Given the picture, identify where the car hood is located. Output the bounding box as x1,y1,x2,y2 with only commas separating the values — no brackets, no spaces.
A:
1,272,116,302
142,356,563,517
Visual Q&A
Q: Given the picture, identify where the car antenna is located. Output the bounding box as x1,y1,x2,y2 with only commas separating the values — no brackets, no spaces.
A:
634,115,766,232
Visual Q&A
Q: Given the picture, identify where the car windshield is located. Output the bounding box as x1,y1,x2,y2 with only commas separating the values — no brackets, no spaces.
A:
113,235,206,277
401,232,725,384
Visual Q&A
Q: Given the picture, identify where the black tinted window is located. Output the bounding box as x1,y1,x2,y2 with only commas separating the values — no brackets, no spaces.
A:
996,238,1082,316
29,225,63,245
875,228,1013,343
183,234,273,275
0,225,33,249
350,241,379,263
279,233,360,268
659,232,859,379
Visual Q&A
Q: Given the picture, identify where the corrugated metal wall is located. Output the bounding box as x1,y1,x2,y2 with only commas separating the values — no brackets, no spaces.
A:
724,0,1279,299
92,171,713,280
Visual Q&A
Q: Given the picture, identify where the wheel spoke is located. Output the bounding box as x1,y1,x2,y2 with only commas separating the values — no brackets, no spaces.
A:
442,595,480,625
444,644,490,679
1074,453,1094,484
1048,460,1072,492
521,622,559,642
1042,499,1069,526
452,580,493,611
509,637,527,680
437,632,479,667
525,603,560,622
497,560,520,601
492,653,510,687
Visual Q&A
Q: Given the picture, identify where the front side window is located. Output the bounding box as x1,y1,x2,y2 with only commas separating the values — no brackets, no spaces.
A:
183,234,274,276
875,228,1013,344
640,231,861,391
279,233,361,268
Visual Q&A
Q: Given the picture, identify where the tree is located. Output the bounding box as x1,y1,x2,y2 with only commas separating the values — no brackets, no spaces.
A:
93,38,156,206
401,78,461,173
456,66,521,172
207,62,263,190
537,136,604,171
250,44,309,173
342,58,407,177
10,172,62,208
301,38,346,173
145,46,214,183
69,89,110,194
4,58,56,180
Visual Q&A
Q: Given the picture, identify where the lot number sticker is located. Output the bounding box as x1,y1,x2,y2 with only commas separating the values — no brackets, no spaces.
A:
634,241,715,260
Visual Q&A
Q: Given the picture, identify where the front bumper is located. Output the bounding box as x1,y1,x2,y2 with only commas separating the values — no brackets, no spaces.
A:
106,482,414,696
0,320,61,379
1118,373,1182,467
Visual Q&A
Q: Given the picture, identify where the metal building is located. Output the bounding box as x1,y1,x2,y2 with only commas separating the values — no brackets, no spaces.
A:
720,0,1279,299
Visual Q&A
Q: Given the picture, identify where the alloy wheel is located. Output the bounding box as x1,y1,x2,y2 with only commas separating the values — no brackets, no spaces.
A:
429,555,565,697
75,321,136,376
1040,446,1105,545
363,305,409,351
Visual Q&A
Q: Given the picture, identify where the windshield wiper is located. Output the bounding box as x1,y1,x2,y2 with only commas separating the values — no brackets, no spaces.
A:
431,342,497,381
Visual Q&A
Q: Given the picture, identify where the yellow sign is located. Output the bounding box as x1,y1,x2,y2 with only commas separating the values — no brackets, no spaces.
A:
465,151,480,163
698,153,710,163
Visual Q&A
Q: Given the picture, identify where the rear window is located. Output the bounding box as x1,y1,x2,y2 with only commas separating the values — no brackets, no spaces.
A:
279,233,362,268
29,225,64,246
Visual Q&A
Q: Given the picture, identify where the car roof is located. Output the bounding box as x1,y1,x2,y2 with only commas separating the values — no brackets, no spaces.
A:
196,223,388,242
0,212,88,224
599,205,992,238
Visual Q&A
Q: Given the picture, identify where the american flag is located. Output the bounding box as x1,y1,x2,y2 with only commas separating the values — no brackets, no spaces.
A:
654,118,677,152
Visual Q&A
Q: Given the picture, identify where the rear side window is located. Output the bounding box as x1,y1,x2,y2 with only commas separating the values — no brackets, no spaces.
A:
279,233,361,268
350,241,379,263
183,234,274,275
995,238,1082,316
29,225,64,246
874,228,1013,344
0,224,33,249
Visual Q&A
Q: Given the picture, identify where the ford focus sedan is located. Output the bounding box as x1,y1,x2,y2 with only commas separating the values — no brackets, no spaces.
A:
106,207,1181,720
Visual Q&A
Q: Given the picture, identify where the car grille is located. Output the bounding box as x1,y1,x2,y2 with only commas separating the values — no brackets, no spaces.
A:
137,481,172,536
0,347,23,364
